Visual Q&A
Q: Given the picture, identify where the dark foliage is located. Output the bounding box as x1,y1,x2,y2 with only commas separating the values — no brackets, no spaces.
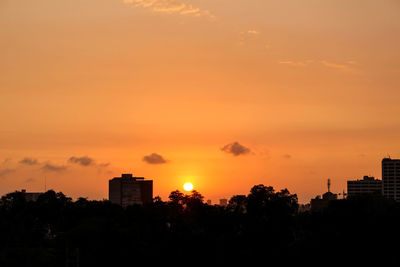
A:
0,186,399,266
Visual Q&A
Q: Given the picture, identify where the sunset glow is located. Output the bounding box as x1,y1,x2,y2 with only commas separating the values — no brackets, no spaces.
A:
183,183,194,192
1,2,399,265
1,0,400,204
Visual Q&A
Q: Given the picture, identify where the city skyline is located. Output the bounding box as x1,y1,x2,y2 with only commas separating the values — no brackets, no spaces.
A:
0,155,394,204
1,0,400,204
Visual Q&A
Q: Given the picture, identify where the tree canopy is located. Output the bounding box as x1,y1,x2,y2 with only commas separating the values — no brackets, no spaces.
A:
0,186,399,266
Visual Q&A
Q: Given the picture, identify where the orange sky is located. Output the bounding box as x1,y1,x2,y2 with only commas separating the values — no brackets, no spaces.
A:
1,0,400,203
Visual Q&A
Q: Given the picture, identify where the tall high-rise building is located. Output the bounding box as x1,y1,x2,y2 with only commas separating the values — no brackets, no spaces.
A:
109,174,153,207
382,158,400,201
347,176,382,198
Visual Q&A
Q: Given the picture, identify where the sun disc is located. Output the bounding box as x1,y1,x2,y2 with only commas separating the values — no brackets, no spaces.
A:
183,182,194,191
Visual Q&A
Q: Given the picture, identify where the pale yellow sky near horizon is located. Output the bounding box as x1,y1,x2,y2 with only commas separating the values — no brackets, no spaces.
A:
1,0,400,203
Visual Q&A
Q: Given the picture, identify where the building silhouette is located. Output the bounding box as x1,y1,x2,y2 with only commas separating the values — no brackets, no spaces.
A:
347,176,382,198
21,189,43,202
310,191,337,212
310,179,337,212
109,174,153,207
382,158,400,201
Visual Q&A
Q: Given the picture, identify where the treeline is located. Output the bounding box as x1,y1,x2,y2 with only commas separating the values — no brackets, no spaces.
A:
1,185,400,266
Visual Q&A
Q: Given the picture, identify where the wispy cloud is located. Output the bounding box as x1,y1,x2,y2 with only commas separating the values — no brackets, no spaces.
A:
0,168,16,178
247,30,260,35
68,156,94,166
124,0,215,19
99,162,111,168
19,157,39,166
283,154,292,159
278,60,360,72
321,60,352,71
42,163,67,172
320,60,360,73
279,60,310,67
143,153,168,164
238,30,261,46
1,158,12,165
68,156,111,170
221,142,251,156
347,60,358,65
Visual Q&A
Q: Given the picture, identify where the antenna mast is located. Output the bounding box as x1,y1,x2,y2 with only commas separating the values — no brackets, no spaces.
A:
327,178,331,192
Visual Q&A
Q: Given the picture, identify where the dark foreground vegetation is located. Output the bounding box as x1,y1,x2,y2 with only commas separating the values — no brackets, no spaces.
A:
1,185,400,266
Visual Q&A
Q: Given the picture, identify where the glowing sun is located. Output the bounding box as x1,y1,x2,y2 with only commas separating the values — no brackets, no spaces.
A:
183,182,194,192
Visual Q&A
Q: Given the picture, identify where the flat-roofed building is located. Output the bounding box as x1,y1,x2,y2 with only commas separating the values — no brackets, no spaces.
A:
382,158,400,201
310,179,338,212
109,174,153,207
310,191,337,212
347,176,382,198
21,189,43,202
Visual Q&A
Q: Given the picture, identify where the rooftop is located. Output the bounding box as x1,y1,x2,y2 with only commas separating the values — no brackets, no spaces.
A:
110,173,149,181
347,176,382,182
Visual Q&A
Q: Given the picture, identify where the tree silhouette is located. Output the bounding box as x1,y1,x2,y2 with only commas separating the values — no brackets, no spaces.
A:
168,190,185,204
0,191,26,209
184,190,204,203
153,196,163,203
246,184,298,217
0,186,399,265
228,195,247,214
